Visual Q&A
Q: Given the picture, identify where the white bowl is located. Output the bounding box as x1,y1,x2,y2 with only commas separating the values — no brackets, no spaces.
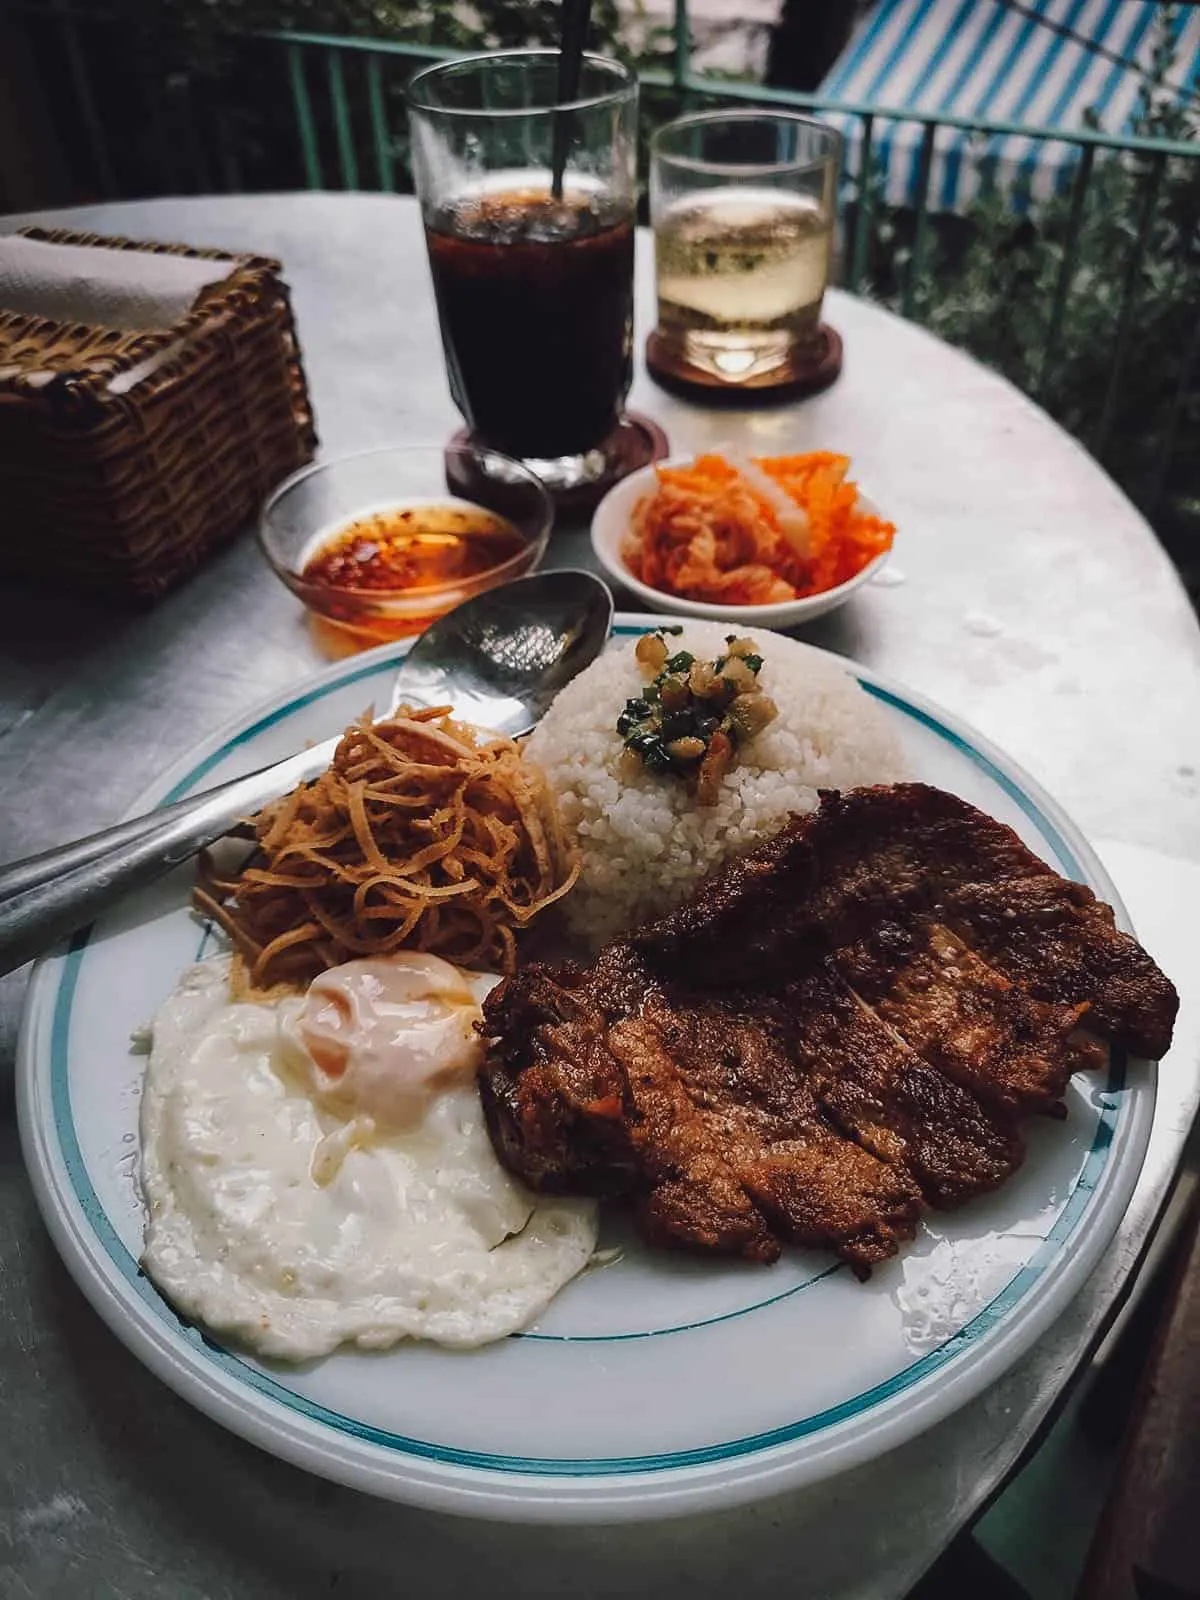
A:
590,457,892,628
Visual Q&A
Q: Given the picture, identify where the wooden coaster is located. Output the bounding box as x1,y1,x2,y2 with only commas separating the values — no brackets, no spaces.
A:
645,324,843,407
446,412,670,521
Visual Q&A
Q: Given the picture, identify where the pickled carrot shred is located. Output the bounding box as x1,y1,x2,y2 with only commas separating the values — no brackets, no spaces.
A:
621,451,895,606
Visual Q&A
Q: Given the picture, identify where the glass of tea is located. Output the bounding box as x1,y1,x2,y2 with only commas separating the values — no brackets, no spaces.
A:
649,111,842,387
406,50,640,501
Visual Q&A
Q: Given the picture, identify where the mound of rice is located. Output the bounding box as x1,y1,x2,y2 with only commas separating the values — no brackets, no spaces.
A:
526,622,908,946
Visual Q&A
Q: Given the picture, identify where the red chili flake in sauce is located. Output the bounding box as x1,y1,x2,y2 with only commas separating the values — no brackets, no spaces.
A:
302,505,525,593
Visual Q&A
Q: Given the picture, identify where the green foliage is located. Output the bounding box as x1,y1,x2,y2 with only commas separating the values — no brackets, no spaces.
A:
873,8,1199,597
103,0,627,62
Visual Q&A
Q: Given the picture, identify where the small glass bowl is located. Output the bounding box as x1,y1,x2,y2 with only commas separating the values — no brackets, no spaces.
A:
259,444,553,652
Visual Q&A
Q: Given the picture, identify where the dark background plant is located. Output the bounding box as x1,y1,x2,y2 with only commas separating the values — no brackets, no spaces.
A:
859,12,1199,601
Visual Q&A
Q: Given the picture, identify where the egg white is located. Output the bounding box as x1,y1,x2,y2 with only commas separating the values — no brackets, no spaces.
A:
139,956,597,1361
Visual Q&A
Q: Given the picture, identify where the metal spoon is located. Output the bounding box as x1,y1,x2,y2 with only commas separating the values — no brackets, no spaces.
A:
0,569,613,976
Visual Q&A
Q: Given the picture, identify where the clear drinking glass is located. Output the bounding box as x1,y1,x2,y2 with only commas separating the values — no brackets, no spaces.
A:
650,111,842,383
406,50,638,494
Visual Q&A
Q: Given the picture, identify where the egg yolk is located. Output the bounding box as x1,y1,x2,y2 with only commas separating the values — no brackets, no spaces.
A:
286,952,483,1129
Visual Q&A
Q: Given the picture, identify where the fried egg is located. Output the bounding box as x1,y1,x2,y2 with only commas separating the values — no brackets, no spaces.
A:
139,953,596,1361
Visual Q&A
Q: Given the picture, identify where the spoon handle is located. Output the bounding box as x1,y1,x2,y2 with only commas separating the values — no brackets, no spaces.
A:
2,783,257,902
0,735,338,977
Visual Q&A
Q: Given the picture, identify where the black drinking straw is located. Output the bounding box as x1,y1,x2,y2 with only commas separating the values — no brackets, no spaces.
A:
551,0,593,200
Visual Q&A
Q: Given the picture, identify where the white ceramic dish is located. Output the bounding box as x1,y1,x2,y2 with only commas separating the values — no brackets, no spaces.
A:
591,460,892,626
17,618,1154,1524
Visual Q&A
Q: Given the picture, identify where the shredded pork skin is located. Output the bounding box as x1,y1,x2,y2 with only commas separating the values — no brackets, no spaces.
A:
196,709,578,993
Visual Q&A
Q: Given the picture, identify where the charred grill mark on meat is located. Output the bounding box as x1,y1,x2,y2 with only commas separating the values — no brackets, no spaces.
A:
833,919,1089,1117
478,785,1177,1276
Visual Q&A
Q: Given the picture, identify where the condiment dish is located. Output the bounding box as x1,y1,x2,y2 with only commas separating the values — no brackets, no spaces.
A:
591,457,891,628
260,444,552,647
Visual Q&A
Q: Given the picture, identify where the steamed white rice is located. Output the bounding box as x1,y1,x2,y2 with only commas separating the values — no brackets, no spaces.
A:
527,623,907,945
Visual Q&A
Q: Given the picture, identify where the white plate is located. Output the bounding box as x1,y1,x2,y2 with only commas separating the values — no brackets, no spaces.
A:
16,618,1154,1524
591,460,891,626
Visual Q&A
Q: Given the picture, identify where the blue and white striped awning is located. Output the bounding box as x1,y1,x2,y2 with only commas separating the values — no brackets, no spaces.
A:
819,0,1200,212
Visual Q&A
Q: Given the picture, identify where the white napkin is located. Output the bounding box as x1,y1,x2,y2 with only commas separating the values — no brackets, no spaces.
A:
0,233,234,331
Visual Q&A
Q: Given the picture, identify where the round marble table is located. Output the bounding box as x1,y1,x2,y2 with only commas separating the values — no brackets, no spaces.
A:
1,193,1198,1600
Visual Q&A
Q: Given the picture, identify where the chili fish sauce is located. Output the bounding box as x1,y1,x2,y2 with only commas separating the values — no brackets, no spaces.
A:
302,503,525,593
298,501,530,651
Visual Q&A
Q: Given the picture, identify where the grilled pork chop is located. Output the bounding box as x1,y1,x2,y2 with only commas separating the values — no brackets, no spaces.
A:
479,785,1177,1275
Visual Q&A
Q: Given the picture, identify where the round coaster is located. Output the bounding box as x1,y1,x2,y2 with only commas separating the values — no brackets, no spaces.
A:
446,412,670,522
645,324,844,407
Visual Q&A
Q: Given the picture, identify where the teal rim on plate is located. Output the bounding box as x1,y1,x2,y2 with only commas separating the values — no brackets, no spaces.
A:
16,618,1154,1520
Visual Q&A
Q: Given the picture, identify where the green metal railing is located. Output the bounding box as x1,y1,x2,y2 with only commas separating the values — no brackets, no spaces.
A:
268,24,1200,492
270,25,1200,190
12,4,1200,534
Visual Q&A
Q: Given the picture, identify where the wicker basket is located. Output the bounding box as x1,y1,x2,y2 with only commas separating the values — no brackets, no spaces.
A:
0,227,317,602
